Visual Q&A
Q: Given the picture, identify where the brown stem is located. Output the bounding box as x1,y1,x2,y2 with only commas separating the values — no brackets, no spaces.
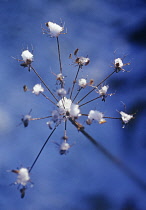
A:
69,118,146,191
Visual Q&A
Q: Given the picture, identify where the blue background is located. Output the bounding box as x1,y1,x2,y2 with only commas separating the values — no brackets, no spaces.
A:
0,0,146,209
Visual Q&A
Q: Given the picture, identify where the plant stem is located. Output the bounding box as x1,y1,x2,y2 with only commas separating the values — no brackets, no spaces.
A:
29,127,57,173
30,65,58,102
77,70,116,104
69,118,146,191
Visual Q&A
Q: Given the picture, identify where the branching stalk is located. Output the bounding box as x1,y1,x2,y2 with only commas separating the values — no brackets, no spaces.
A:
70,66,81,100
77,70,116,104
30,65,59,102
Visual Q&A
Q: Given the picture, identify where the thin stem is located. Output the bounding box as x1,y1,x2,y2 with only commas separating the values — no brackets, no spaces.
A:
30,65,59,102
64,119,67,138
70,66,81,99
56,37,63,87
69,118,146,191
29,126,57,173
30,116,51,121
72,87,83,103
41,92,57,106
79,96,101,107
77,70,116,104
104,116,121,120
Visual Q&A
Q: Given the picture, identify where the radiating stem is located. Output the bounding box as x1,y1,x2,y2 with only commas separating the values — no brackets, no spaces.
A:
70,66,81,100
30,65,58,102
56,37,64,88
41,92,57,106
69,118,146,191
77,70,116,104
29,127,57,173
30,116,51,121
72,87,83,103
79,96,101,107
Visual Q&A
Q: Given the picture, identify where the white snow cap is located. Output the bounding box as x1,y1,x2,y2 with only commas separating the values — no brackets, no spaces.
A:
21,50,33,63
16,168,30,186
114,58,123,68
78,78,87,88
98,85,109,96
57,97,80,117
120,111,133,126
46,21,64,37
70,104,80,118
32,84,44,95
87,110,106,124
57,88,67,97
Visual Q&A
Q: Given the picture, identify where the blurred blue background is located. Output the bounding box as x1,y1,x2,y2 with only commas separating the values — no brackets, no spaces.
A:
0,0,146,209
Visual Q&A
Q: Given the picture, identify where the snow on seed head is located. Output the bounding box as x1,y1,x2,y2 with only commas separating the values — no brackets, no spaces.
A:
46,22,64,37
21,50,33,63
32,84,44,95
86,110,106,124
57,88,67,97
120,111,133,128
11,168,30,186
78,78,87,88
98,85,109,96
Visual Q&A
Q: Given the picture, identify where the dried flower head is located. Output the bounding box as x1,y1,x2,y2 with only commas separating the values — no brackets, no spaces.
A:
11,168,30,186
57,88,67,97
45,21,64,37
86,110,106,125
78,78,87,88
21,50,33,64
21,114,31,127
32,84,44,95
75,56,90,67
120,111,133,128
114,57,130,73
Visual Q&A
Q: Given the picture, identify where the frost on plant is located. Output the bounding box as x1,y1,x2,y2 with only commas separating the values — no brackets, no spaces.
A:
120,111,134,128
10,167,32,198
11,20,141,199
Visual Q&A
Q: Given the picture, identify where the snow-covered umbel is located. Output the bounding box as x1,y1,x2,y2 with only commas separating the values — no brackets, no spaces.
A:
57,97,80,117
57,97,72,115
75,56,90,66
12,168,30,186
98,85,109,96
46,21,64,37
57,88,67,97
86,110,106,124
32,84,44,95
78,78,87,88
114,58,123,68
59,141,71,155
120,111,133,128
21,50,33,63
70,104,80,118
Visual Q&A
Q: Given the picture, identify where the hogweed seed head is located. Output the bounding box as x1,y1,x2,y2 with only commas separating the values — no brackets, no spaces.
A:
87,110,106,124
120,111,133,128
21,114,31,127
21,50,33,63
46,21,64,37
57,88,67,97
32,84,44,95
11,167,30,186
75,56,90,67
78,78,87,88
98,85,109,96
